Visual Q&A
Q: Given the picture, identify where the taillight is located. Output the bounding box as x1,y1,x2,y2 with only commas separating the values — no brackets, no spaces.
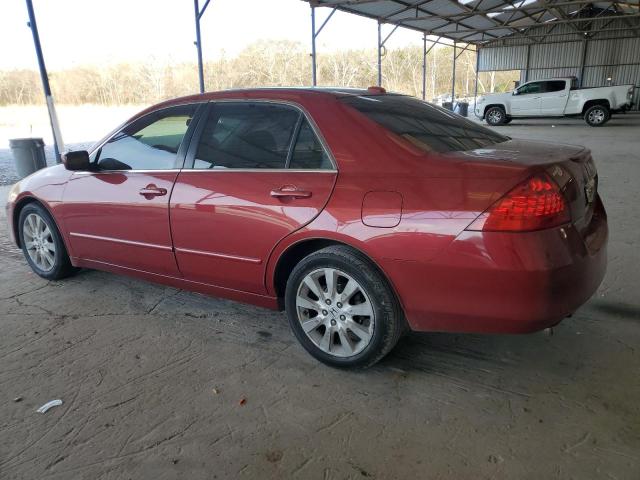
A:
466,173,570,232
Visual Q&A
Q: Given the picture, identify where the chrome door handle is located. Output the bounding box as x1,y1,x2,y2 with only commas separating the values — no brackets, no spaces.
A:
139,184,167,198
270,186,312,199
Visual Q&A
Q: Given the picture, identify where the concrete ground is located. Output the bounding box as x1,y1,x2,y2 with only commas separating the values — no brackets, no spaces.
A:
1,114,639,480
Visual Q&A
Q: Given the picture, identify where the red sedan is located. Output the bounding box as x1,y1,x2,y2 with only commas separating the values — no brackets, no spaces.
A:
6,88,607,368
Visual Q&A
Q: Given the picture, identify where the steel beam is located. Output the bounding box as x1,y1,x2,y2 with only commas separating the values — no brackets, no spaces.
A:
194,0,211,93
451,42,456,106
422,34,427,100
474,46,480,113
25,0,64,163
310,6,337,86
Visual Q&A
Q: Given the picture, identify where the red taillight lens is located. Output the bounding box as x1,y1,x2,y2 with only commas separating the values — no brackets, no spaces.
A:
466,173,570,232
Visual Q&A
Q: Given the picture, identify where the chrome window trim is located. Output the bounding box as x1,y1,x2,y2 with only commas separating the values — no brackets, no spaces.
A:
189,98,338,171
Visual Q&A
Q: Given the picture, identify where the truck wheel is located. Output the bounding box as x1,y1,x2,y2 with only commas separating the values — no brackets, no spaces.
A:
503,117,513,125
485,107,507,126
584,105,610,127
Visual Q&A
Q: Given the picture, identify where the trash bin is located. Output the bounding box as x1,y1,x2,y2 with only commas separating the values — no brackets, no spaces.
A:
9,138,47,179
442,101,453,111
455,102,469,117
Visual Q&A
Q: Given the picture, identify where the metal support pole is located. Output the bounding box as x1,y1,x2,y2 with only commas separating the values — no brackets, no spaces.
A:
377,23,398,88
377,22,382,87
524,44,531,82
309,6,336,87
422,34,427,100
194,0,211,93
451,42,457,105
311,6,317,86
25,0,64,162
474,47,480,115
579,37,589,87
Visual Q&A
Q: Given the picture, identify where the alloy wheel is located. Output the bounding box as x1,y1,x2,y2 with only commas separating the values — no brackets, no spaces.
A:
487,109,503,124
588,108,605,124
295,268,375,357
22,213,56,272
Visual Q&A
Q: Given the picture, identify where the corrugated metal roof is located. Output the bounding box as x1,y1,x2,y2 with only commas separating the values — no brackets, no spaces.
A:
305,0,640,46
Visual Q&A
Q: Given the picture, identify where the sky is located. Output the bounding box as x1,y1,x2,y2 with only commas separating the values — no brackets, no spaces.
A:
1,0,427,71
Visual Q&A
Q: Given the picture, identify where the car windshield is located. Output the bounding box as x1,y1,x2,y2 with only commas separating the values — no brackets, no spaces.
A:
340,94,509,153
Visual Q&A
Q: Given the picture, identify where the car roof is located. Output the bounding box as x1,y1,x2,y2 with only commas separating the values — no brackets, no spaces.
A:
132,87,403,122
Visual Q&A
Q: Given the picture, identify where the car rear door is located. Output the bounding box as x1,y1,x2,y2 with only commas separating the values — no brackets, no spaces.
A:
169,101,337,294
61,103,203,275
538,80,570,115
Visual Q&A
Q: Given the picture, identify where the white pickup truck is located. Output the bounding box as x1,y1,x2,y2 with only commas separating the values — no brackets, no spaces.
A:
475,77,635,127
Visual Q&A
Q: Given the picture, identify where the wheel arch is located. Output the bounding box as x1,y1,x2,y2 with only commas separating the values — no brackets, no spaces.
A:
12,196,66,251
483,103,506,116
270,237,405,317
582,99,610,114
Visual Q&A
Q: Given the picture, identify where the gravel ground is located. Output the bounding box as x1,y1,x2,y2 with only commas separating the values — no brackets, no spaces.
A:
0,143,93,185
0,113,639,479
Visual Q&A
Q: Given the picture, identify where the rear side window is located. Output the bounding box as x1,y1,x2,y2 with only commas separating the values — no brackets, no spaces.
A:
544,81,566,93
340,95,508,153
193,103,299,169
289,119,333,169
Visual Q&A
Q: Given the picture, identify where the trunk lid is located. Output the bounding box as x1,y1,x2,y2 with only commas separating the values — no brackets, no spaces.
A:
456,139,598,235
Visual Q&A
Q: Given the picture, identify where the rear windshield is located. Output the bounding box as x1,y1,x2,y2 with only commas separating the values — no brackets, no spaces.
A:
340,94,508,153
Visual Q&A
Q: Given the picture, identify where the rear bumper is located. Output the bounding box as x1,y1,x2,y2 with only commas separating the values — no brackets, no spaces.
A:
383,199,608,334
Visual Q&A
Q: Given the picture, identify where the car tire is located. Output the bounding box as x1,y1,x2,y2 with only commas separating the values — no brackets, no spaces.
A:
285,245,405,369
584,104,610,127
485,106,507,126
503,116,513,124
18,202,77,280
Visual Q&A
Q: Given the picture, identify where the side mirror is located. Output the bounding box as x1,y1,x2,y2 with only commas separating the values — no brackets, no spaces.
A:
62,150,90,171
512,90,518,96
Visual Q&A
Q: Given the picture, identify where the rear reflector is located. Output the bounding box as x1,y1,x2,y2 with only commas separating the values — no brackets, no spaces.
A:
466,173,570,232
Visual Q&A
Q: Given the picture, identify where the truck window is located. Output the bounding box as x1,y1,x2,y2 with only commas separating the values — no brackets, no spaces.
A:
517,82,543,95
544,81,567,93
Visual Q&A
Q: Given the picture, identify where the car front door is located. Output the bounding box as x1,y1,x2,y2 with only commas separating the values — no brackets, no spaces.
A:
510,81,543,116
61,103,202,275
538,80,570,115
170,101,337,294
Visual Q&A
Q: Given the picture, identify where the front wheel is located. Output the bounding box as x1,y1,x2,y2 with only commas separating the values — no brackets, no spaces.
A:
584,104,610,127
18,203,77,280
485,106,507,126
285,246,405,369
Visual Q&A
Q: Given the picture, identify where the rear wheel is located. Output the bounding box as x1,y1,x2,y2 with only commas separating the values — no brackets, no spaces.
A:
485,106,507,126
18,203,77,280
285,245,404,368
584,104,610,127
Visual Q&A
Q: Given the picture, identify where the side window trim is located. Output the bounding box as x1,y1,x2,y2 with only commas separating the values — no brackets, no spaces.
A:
285,113,304,169
89,102,206,172
183,99,337,171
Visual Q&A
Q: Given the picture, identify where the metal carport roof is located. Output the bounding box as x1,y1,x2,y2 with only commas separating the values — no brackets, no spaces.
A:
306,0,640,45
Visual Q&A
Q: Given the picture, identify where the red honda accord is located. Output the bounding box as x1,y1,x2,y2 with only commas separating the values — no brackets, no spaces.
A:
6,88,607,368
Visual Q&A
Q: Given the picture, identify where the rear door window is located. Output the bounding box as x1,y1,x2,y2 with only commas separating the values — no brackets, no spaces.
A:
340,95,508,153
543,81,567,93
193,103,299,169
